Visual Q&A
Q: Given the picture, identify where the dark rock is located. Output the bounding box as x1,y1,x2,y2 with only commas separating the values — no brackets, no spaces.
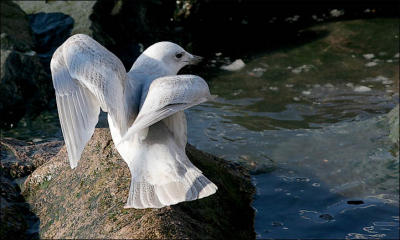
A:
0,2,52,129
28,12,74,73
0,2,33,52
22,128,255,239
0,137,61,239
0,138,63,178
319,213,334,221
347,200,364,205
271,221,283,227
0,164,39,240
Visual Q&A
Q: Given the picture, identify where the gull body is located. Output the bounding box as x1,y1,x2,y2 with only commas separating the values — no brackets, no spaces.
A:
50,34,217,208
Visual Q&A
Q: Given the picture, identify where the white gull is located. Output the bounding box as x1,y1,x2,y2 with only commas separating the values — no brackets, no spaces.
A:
50,34,217,209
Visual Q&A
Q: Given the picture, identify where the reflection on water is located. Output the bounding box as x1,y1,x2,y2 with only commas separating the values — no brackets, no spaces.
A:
1,18,399,238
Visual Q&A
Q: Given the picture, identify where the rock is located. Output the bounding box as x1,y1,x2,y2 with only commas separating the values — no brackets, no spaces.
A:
0,168,39,240
319,213,334,221
0,136,54,239
22,128,255,239
353,85,371,92
0,138,63,178
28,12,74,73
365,61,378,67
220,59,245,71
15,1,95,37
362,53,374,59
0,2,52,129
1,138,58,239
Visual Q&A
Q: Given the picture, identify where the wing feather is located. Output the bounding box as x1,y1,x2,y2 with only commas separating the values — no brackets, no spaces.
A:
120,75,214,143
51,34,127,168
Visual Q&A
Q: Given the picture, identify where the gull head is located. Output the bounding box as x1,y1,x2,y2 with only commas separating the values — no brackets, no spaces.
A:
140,41,202,75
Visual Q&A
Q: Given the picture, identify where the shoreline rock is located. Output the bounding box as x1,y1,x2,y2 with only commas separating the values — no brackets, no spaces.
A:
3,128,255,239
0,2,52,129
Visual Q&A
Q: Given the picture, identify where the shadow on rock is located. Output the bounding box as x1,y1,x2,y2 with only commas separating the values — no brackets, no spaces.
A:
0,138,63,239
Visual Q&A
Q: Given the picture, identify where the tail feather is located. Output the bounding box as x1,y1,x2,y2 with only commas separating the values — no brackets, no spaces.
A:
122,121,217,209
125,168,217,209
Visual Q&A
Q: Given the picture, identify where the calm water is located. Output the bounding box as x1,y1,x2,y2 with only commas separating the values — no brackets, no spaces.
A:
2,18,399,238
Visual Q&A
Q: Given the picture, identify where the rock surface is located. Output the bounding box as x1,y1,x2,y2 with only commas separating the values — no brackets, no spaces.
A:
15,0,95,36
28,12,74,73
0,168,39,240
0,138,63,178
1,137,62,239
21,128,255,239
0,2,52,128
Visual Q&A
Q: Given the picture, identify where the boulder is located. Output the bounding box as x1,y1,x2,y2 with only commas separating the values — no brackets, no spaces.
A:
21,128,255,239
28,12,74,73
0,138,63,179
0,168,39,240
15,1,95,36
0,2,52,129
0,137,61,239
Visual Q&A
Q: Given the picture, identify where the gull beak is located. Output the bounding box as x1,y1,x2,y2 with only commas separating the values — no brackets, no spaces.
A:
188,55,203,65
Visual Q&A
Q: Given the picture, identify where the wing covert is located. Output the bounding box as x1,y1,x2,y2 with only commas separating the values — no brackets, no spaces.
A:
120,75,215,143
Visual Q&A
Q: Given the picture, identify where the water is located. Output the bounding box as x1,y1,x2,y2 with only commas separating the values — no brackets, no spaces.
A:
2,18,399,238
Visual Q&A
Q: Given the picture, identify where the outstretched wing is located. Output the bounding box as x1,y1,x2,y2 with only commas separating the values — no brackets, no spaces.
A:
120,75,214,144
51,34,127,168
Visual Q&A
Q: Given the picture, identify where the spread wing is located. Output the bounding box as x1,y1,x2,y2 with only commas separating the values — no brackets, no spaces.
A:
51,34,127,168
120,75,214,144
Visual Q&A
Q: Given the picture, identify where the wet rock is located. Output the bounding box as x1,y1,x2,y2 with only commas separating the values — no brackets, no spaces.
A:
365,61,378,67
271,221,283,227
22,128,255,239
319,213,334,221
28,12,74,73
0,168,39,240
0,2,52,129
1,137,61,239
353,86,371,92
362,53,375,59
0,138,63,178
347,200,364,205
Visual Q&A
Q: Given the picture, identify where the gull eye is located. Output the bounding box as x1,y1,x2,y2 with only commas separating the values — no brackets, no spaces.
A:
175,53,183,59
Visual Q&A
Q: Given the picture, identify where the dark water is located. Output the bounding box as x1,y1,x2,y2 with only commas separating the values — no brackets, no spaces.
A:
253,170,399,239
2,18,399,238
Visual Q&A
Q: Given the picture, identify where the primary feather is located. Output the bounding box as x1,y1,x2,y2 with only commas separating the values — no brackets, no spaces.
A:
51,34,217,208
